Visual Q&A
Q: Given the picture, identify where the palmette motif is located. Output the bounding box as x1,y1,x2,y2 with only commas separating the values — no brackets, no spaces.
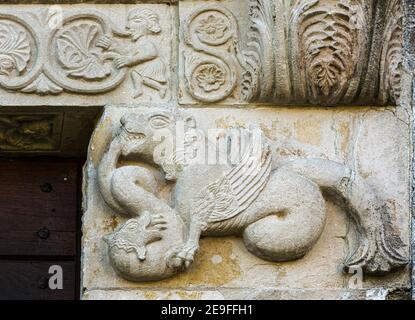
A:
0,21,31,76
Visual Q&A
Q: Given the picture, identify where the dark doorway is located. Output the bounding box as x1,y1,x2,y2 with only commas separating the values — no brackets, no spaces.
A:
0,158,84,300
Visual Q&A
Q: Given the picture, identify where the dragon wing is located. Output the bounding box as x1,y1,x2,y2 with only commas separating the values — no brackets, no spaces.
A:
194,140,272,223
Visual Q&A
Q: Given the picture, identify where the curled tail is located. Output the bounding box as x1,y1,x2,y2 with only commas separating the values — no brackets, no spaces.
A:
281,158,408,275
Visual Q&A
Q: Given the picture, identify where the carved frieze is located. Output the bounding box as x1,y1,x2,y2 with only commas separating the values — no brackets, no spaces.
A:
0,1,404,107
179,0,404,106
287,0,370,105
0,5,173,106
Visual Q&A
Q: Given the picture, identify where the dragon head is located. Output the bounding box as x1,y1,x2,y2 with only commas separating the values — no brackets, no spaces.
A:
118,110,196,180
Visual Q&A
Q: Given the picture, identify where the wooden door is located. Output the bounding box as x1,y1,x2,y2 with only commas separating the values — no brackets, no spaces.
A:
0,158,82,300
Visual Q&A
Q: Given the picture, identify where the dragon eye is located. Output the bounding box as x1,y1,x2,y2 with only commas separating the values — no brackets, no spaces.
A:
149,115,171,129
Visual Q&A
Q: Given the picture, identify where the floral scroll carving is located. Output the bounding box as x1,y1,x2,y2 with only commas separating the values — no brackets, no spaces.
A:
0,8,169,100
0,15,38,92
96,110,408,282
57,23,112,81
0,21,31,77
183,5,245,103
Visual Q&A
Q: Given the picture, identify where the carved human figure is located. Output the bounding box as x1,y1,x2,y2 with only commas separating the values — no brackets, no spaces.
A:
97,110,408,281
97,9,167,99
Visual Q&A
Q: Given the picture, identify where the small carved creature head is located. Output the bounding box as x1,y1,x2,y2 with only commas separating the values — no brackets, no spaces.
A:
103,212,162,261
127,9,161,40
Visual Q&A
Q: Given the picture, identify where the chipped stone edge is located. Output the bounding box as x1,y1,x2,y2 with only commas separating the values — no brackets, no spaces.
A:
404,0,415,301
83,287,411,300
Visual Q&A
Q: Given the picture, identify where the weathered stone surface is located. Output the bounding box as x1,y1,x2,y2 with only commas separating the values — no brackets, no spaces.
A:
179,0,403,106
0,0,410,301
82,104,411,299
83,288,411,300
0,4,174,106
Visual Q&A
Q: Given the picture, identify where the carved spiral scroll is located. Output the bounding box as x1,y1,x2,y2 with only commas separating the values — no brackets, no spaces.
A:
46,11,128,94
184,5,241,103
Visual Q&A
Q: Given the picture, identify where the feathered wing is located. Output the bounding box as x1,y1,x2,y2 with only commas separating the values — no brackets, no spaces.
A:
194,141,272,223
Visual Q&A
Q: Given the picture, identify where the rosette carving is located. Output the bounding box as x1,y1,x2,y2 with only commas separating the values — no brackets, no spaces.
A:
183,5,244,103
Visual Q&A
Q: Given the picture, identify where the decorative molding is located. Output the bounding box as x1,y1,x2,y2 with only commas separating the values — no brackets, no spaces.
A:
288,0,369,105
0,21,32,78
96,110,408,282
241,0,275,102
180,0,403,106
0,1,404,106
0,7,170,101
0,1,178,4
21,73,63,95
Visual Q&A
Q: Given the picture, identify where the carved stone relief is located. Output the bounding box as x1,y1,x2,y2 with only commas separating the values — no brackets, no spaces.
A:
379,0,404,105
2,0,405,300
93,108,408,282
0,113,63,151
179,0,404,106
0,1,404,107
0,5,173,106
181,3,245,103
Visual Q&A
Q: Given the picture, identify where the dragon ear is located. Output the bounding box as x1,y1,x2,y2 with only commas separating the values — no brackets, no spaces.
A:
184,116,196,128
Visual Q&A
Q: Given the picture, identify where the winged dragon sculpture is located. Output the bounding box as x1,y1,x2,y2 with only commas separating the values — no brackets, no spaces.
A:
97,109,408,281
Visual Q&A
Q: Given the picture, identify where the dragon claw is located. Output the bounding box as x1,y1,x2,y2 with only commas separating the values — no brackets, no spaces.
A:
166,244,199,270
